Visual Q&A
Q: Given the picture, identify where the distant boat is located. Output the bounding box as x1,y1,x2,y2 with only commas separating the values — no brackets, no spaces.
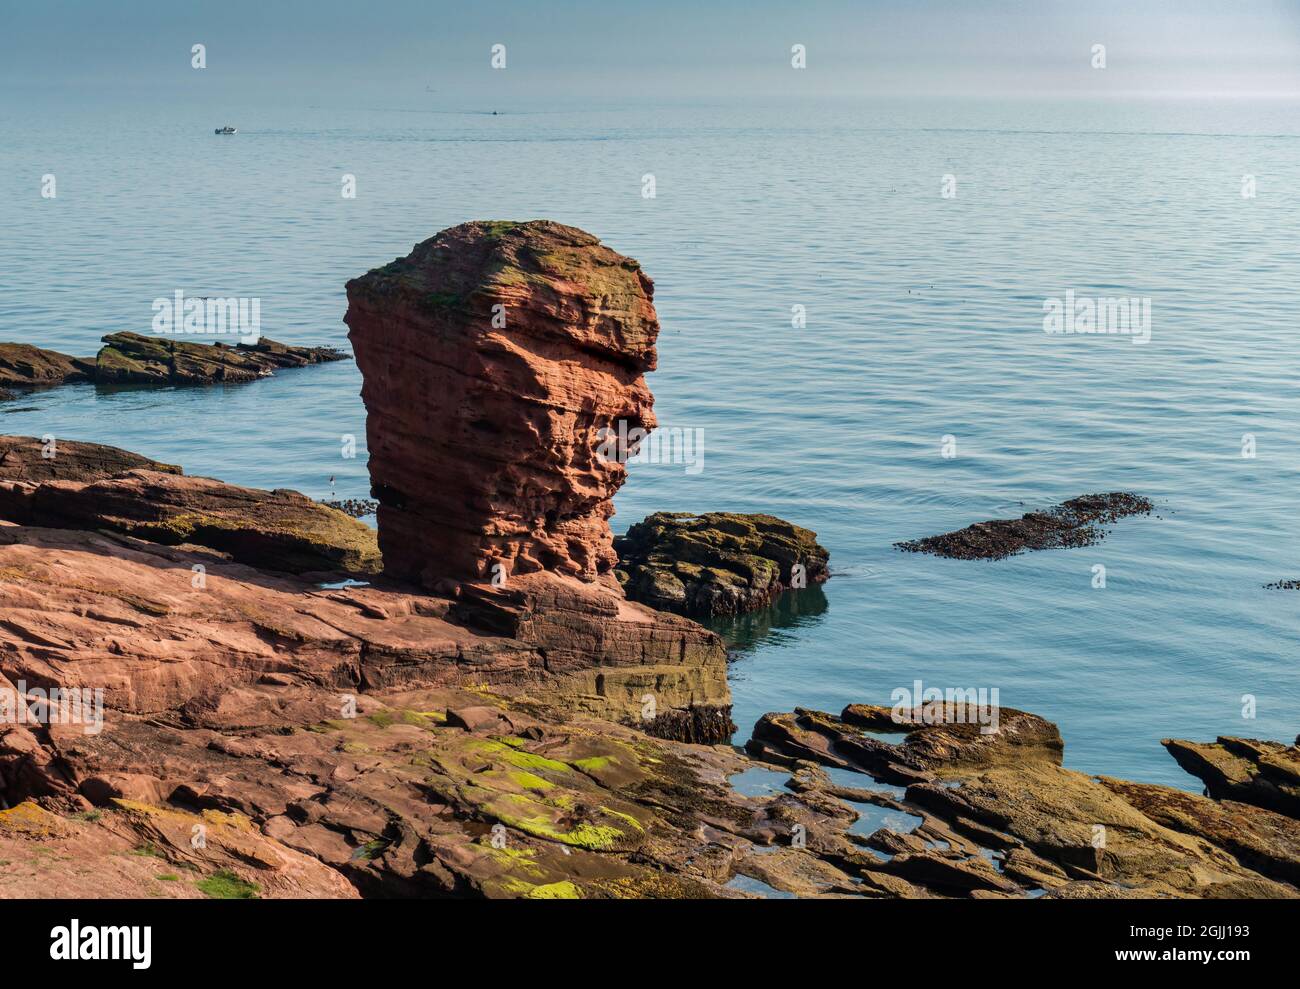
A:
214,125,237,135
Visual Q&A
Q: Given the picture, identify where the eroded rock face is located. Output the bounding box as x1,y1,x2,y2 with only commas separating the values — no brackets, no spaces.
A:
1163,736,1300,817
615,512,830,617
345,220,659,587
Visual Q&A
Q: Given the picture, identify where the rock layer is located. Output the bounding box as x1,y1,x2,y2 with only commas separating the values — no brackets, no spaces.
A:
0,344,94,388
615,512,830,617
1163,736,1300,817
345,220,659,587
746,703,1299,899
93,332,347,385
0,333,345,391
0,437,378,576
0,435,180,485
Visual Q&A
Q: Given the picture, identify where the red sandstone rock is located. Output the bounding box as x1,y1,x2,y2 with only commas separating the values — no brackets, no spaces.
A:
10,468,381,575
345,220,659,586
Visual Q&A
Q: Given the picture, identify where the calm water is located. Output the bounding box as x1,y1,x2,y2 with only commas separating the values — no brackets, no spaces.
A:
3,98,1299,788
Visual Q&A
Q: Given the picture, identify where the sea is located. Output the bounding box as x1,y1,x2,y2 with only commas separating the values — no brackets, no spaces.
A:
3,96,1299,788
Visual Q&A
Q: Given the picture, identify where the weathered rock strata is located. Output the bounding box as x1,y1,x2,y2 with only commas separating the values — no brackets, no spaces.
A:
615,512,830,618
0,333,345,391
345,220,659,587
0,437,378,576
0,548,1294,901
0,435,180,485
743,704,1300,899
1163,736,1300,817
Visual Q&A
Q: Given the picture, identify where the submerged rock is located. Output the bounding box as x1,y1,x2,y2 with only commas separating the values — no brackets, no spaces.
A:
345,220,659,587
0,333,346,391
895,492,1154,560
614,511,830,618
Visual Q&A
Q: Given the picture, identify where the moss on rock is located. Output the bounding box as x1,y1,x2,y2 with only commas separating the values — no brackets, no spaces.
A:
615,512,829,618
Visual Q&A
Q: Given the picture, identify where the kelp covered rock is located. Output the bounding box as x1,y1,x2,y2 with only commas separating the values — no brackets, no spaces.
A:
614,511,829,618
895,492,1154,561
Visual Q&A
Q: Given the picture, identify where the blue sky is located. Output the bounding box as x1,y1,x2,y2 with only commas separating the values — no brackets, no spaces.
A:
4,0,1299,106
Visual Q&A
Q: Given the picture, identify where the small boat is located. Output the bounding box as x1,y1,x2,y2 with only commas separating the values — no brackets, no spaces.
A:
214,125,237,135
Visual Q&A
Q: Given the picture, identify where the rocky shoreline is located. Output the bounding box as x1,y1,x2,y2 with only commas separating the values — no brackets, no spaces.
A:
615,511,829,618
0,332,346,395
0,221,1294,900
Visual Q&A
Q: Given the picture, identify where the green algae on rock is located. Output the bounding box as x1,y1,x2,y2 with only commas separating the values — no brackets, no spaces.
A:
614,511,830,618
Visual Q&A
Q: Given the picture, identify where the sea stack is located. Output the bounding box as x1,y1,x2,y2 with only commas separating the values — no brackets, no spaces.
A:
345,220,657,588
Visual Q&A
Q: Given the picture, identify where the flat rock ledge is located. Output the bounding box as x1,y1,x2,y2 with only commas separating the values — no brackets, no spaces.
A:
895,492,1154,561
2,628,1294,899
615,512,830,618
743,705,1300,899
0,332,346,391
0,436,380,576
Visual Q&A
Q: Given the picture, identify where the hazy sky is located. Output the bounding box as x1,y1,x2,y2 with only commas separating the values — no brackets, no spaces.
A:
4,0,1300,107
